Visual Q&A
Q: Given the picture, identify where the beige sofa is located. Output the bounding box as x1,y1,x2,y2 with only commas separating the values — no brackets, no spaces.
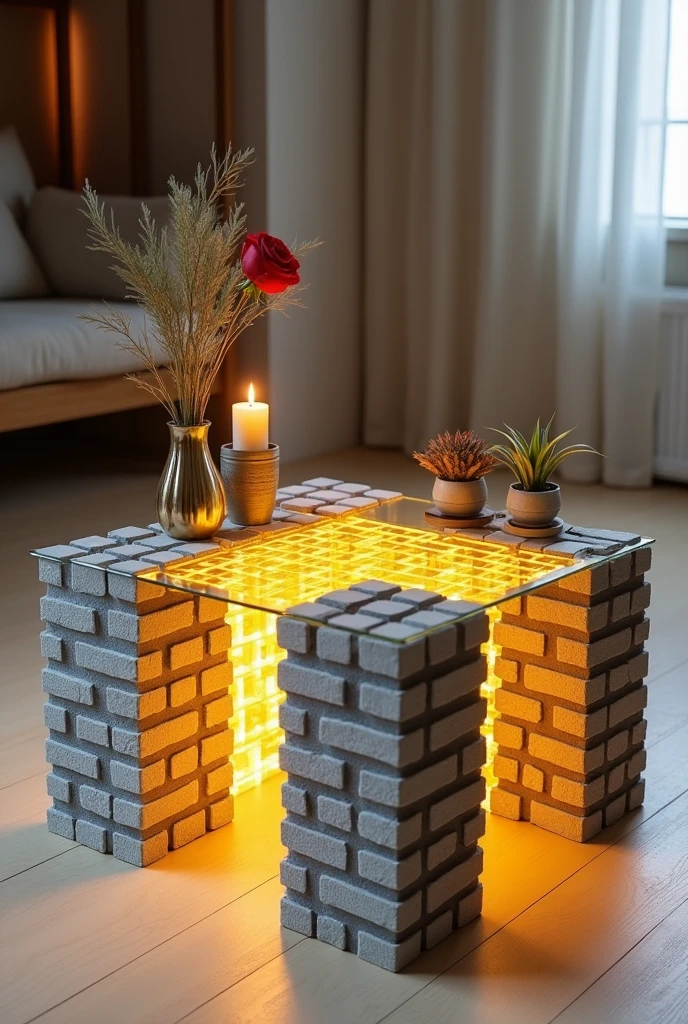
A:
0,126,174,432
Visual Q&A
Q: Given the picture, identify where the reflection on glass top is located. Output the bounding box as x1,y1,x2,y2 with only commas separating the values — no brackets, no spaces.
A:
31,497,653,642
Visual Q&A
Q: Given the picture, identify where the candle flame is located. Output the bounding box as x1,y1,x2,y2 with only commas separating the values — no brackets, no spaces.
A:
248,383,255,406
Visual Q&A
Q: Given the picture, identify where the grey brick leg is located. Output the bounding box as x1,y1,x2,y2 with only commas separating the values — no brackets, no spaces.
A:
38,550,234,866
490,546,651,841
276,582,488,971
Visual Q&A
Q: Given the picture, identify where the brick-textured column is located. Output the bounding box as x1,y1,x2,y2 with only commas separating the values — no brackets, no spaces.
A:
276,580,488,972
37,534,234,866
490,546,651,841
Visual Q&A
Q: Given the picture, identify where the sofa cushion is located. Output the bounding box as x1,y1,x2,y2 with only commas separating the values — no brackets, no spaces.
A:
27,187,170,300
0,299,164,391
0,126,36,224
0,201,50,299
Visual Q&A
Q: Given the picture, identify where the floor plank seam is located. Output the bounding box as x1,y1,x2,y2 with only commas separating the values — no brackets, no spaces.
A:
1,846,76,884
23,872,282,1024
0,770,47,793
372,784,688,1024
172,937,309,1024
545,894,688,1024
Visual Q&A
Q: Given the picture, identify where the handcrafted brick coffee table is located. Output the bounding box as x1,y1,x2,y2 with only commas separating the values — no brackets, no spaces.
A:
32,482,652,970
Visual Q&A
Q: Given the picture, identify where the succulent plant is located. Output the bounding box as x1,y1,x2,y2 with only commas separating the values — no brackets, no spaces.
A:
489,417,600,490
413,430,498,481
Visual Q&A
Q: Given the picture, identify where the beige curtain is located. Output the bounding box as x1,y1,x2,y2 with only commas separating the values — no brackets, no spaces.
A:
363,0,668,486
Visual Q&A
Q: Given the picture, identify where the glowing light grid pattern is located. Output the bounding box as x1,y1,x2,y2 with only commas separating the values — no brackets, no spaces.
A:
154,517,573,797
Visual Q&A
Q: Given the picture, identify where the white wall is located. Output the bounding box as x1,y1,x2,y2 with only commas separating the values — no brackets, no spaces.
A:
264,0,364,462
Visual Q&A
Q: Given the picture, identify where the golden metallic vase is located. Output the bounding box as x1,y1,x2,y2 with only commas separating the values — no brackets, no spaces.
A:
220,443,280,526
157,422,226,540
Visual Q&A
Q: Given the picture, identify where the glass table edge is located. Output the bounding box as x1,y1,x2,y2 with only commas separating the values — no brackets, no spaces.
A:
30,535,655,645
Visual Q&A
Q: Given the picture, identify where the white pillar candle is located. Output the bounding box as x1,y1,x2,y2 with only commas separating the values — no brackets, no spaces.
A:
232,383,269,451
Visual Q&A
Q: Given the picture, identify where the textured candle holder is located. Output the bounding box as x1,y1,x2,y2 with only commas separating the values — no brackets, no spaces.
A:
220,443,280,526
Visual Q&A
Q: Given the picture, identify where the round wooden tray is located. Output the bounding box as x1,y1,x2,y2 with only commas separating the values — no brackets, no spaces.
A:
424,506,496,529
500,516,565,538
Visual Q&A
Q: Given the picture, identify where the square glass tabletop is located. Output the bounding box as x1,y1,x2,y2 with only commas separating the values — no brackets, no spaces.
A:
32,497,653,643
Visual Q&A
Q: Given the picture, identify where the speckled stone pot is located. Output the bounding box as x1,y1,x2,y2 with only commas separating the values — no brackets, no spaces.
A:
432,477,488,517
506,482,561,527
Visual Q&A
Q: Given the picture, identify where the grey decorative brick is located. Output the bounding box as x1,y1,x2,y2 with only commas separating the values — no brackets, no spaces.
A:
279,745,346,789
69,535,117,552
105,685,166,720
358,681,426,722
358,635,426,680
110,759,166,795
44,703,68,733
428,699,487,752
79,785,112,819
302,476,343,488
428,625,458,664
317,915,347,948
40,630,63,662
326,613,381,633
431,658,486,708
107,601,194,643
317,794,353,832
280,897,314,936
46,772,71,803
282,782,309,815
357,810,422,851
320,875,421,934
282,819,348,870
362,488,403,501
107,526,156,542
112,830,169,867
35,543,84,561
359,754,457,809
350,580,401,598
76,715,110,747
279,703,308,736
280,857,308,893
284,601,338,622
141,533,182,550
427,832,457,871
426,910,454,949
75,642,162,683
426,849,483,914
359,600,412,622
278,661,346,705
107,563,162,602
46,739,100,779
392,588,442,609
42,667,93,705
316,627,353,664
357,930,421,971
47,806,75,840
319,590,372,612
71,553,120,596
367,622,425,643
40,596,97,634
320,716,424,768
276,616,312,654
358,848,422,891
429,779,486,831
38,558,63,586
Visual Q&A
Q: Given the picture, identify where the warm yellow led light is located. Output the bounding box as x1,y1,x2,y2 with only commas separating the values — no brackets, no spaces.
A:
157,517,572,799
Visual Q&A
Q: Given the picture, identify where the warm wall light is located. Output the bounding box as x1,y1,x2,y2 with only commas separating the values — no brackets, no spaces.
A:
162,517,571,800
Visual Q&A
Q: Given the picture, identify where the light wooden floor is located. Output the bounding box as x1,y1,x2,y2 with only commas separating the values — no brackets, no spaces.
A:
1,448,687,1024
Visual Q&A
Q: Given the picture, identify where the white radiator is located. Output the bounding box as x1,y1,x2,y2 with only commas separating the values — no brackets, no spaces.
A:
655,296,688,483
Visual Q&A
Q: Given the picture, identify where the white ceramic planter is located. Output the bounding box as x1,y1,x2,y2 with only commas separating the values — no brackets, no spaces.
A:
432,477,488,517
506,482,561,527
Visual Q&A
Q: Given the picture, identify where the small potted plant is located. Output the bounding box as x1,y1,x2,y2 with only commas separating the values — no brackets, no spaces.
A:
489,417,599,527
414,430,497,517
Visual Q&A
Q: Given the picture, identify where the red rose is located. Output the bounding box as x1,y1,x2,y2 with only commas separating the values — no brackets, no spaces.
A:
241,232,300,294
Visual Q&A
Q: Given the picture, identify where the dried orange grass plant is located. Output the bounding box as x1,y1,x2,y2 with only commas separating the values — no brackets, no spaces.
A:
414,430,498,481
